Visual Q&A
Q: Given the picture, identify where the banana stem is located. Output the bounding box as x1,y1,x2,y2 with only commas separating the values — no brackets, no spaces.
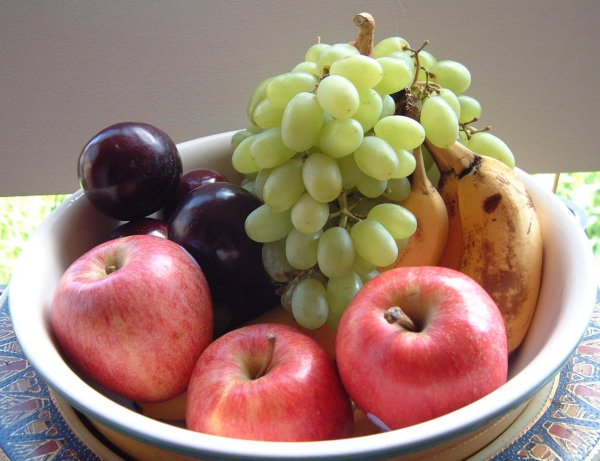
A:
411,145,430,193
352,13,375,56
425,140,477,178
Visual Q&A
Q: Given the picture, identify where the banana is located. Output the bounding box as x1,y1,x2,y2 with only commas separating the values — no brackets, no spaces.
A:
388,146,449,268
433,154,464,270
426,140,543,353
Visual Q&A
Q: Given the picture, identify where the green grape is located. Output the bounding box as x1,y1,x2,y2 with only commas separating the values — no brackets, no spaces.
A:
414,49,437,82
374,115,425,151
262,159,305,212
350,219,398,267
240,178,255,195
329,54,383,90
250,128,296,169
291,192,330,234
245,205,293,243
360,269,381,284
430,60,471,95
353,136,399,181
318,118,364,158
246,77,272,124
285,228,320,270
281,92,324,151
337,154,363,189
421,143,435,172
351,254,375,275
384,177,412,202
292,61,320,76
317,226,356,278
262,239,295,283
374,55,414,95
316,75,360,119
353,89,383,132
252,98,284,129
291,277,329,329
374,37,410,58
231,129,252,151
267,72,318,109
305,42,330,63
232,135,260,174
465,132,515,168
380,94,396,119
438,88,461,118
253,167,272,201
326,271,363,317
356,175,387,198
420,96,459,148
316,43,359,74
302,152,343,203
392,149,417,179
458,95,482,124
367,203,417,239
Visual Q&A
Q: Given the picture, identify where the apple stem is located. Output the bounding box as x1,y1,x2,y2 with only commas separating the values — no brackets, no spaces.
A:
384,306,416,332
255,333,277,379
105,264,117,275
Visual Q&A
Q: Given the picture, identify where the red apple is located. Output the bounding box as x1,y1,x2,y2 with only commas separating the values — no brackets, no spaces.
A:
50,234,214,403
186,323,354,441
336,266,508,430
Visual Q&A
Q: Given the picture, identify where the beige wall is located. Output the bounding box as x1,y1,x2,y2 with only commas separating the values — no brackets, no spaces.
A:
1,0,599,196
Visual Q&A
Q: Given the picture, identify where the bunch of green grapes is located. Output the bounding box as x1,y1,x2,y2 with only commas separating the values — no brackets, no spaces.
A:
231,32,515,330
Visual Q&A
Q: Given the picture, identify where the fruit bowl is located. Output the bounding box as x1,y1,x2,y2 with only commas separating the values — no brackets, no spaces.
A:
9,130,597,460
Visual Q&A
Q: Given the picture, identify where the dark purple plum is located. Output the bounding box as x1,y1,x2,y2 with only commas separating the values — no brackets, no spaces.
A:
78,122,182,221
162,168,229,219
109,217,168,240
168,182,278,334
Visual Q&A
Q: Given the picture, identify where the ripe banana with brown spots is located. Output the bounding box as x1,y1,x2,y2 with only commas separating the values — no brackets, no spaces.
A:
426,140,543,353
387,145,449,268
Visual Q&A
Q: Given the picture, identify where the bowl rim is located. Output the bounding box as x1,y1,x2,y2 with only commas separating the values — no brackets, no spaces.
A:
9,130,598,460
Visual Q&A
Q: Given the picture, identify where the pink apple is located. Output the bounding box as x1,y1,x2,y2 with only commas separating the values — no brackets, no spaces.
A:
336,266,508,430
186,323,354,441
50,234,214,403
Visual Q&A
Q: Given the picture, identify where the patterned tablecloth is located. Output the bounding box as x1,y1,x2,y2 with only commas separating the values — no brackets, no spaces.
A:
1,287,599,461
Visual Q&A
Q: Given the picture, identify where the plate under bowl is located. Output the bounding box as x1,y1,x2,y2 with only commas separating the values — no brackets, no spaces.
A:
9,131,598,460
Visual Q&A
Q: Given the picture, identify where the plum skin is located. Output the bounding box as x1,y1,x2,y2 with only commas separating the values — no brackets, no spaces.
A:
78,122,182,221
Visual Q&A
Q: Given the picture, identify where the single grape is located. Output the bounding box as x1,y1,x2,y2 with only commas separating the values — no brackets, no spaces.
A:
305,42,330,63
374,55,414,95
458,95,482,124
465,132,515,168
430,60,472,95
281,92,324,151
392,149,417,179
350,218,398,267
367,203,417,239
438,88,461,118
302,152,343,203
316,75,360,119
317,227,356,278
374,37,411,58
420,96,459,148
316,43,360,74
353,136,399,181
246,77,272,124
326,271,363,317
291,277,329,329
374,115,425,151
356,175,387,198
252,98,284,129
292,61,320,76
337,154,363,189
286,228,321,270
329,54,383,90
262,159,305,212
353,89,383,132
318,118,364,158
252,167,272,201
291,192,330,234
262,238,295,283
267,72,318,109
250,128,296,169
232,135,260,174
245,204,293,243
380,94,396,119
384,177,412,202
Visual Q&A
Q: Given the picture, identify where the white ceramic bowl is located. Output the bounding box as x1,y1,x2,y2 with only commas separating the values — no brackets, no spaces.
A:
9,131,598,460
